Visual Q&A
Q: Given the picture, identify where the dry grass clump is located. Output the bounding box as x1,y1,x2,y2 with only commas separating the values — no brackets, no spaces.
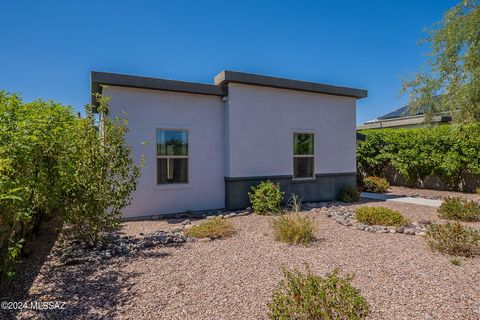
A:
355,206,408,227
272,213,316,245
426,222,480,257
269,266,369,320
185,217,235,239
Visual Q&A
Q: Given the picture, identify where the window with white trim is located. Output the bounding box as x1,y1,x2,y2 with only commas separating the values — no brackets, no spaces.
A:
156,129,188,184
293,133,314,179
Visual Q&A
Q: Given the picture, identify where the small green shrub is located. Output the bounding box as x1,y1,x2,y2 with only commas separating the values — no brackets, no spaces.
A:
339,186,360,203
355,206,408,227
184,217,235,239
248,181,284,215
476,187,480,195
449,258,461,266
272,213,316,245
269,266,369,320
426,222,480,257
437,197,480,222
287,193,303,213
363,176,389,193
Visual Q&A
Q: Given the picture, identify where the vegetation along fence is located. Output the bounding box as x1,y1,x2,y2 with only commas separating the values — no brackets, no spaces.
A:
357,124,480,192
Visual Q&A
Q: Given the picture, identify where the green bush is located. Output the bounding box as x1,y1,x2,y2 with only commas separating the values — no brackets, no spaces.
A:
185,217,235,239
272,213,315,245
437,197,480,222
248,181,284,215
355,206,408,227
63,94,142,247
357,125,480,189
0,91,143,281
363,176,389,193
0,91,76,281
339,186,360,203
475,187,480,195
426,222,480,257
269,266,369,320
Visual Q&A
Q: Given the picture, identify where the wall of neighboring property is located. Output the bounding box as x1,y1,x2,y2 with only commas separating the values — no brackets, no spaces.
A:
104,86,225,218
225,83,357,209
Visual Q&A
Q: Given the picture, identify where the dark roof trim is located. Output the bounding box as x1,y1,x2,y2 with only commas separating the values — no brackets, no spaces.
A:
214,70,367,99
91,71,228,98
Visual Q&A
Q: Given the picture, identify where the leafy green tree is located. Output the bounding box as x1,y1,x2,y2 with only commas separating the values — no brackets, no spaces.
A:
0,91,76,281
402,0,480,122
0,90,143,280
63,93,143,247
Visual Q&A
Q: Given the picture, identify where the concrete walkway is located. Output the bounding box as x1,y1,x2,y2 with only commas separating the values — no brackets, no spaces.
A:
360,192,443,207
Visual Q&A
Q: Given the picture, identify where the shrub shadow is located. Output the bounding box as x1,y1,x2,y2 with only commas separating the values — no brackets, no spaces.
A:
0,226,183,319
0,217,62,303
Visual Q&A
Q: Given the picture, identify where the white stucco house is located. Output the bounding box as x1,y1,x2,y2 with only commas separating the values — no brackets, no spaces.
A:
91,70,367,218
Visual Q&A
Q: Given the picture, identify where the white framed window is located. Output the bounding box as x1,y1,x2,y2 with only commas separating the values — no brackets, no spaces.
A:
293,133,315,179
156,129,188,184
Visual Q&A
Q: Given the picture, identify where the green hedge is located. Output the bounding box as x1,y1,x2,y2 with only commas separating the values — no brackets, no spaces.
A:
357,124,480,188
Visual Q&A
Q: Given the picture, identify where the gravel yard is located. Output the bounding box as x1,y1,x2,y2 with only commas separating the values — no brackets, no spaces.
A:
389,185,480,201
3,198,480,320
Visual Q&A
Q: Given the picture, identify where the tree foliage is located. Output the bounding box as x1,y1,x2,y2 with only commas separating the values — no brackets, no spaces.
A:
63,94,143,247
0,91,143,280
402,0,480,122
0,91,76,281
357,124,480,188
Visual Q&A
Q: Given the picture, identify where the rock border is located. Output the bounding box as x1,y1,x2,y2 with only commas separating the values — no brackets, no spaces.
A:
306,202,430,236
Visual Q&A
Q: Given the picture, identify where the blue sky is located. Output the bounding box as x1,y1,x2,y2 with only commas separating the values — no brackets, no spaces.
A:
0,0,458,124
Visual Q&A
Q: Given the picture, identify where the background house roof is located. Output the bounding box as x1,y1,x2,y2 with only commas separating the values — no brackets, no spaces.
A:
376,105,428,120
358,102,452,130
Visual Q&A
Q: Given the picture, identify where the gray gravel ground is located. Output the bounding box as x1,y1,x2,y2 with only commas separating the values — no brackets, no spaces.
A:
5,200,480,320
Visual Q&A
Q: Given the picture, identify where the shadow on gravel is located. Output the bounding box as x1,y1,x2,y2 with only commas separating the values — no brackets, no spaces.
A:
0,217,62,303
0,227,184,319
18,260,142,319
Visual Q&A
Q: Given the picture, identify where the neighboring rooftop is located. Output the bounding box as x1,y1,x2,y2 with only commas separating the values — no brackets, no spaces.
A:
358,104,451,130
91,70,368,99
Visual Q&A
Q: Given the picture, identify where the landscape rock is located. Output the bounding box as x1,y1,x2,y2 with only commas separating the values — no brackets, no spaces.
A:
325,207,429,237
181,219,191,225
54,230,188,266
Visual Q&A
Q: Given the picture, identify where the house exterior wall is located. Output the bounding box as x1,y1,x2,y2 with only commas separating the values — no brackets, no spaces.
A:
225,83,357,209
104,86,226,218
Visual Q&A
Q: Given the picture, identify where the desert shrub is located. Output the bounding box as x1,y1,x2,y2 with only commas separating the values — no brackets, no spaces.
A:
426,222,480,257
475,187,480,195
363,176,389,193
450,258,461,266
287,193,303,213
339,186,360,203
63,94,143,247
272,213,315,245
355,206,408,227
269,266,369,320
437,197,480,222
185,217,235,239
248,181,284,215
